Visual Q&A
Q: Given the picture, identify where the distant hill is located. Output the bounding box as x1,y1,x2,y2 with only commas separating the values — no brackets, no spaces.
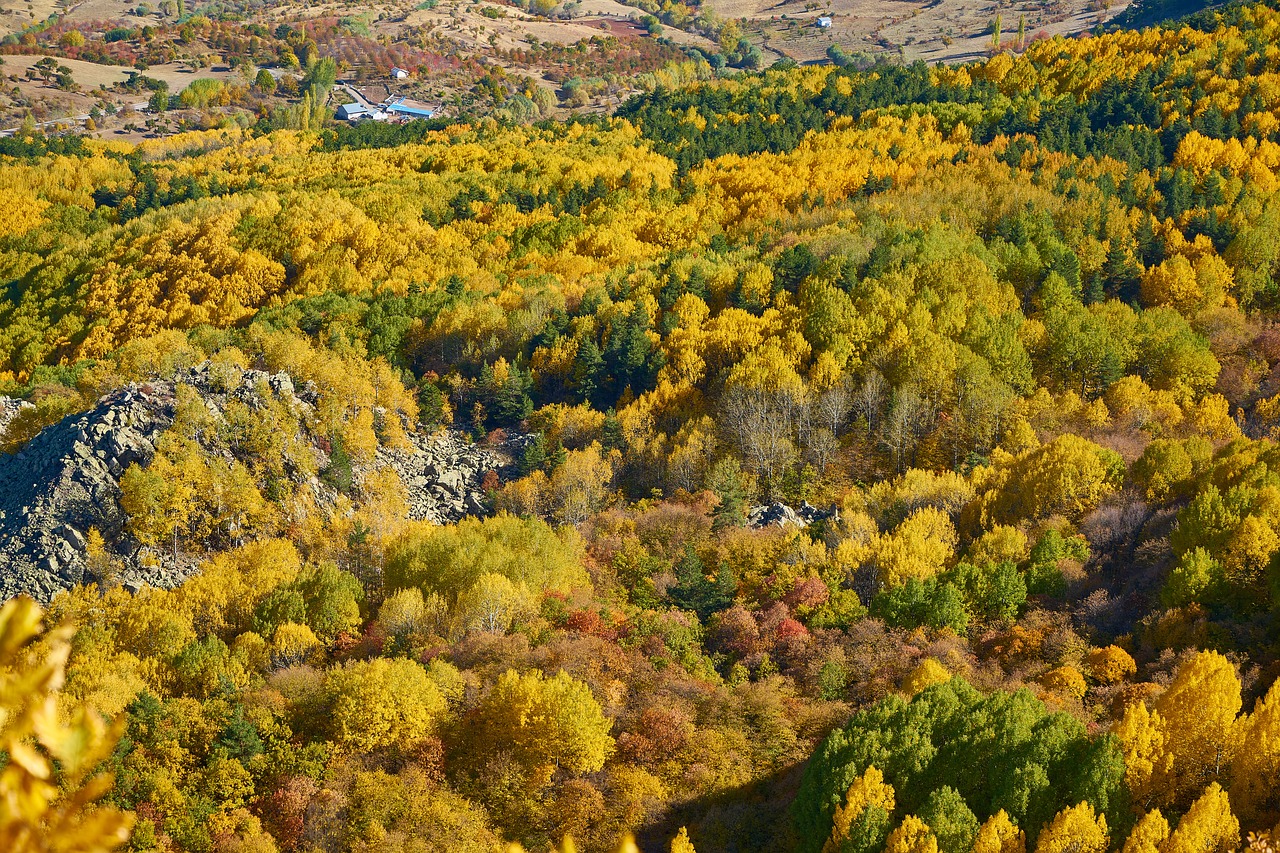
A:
1110,0,1221,28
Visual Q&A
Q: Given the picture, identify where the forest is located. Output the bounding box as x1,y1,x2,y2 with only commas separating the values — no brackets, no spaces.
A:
10,0,1280,852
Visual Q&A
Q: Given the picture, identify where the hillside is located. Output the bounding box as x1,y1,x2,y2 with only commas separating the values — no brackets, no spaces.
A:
0,0,1127,139
0,362,512,602
8,2,1280,853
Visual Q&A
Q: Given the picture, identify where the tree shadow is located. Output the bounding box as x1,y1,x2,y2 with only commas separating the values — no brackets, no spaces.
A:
635,760,808,853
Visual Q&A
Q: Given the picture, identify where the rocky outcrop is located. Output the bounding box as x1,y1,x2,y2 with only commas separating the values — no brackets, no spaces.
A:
0,364,519,603
748,501,839,529
0,396,34,443
0,383,177,602
377,430,516,524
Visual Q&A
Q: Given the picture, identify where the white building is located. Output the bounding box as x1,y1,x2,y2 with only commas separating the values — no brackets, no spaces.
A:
816,16,833,28
336,102,369,121
391,67,410,80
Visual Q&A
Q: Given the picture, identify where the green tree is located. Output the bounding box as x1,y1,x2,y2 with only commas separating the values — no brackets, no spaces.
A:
294,562,363,640
707,457,748,530
147,85,170,113
871,578,969,634
919,787,980,853
255,68,277,94
669,545,735,621
794,678,1125,853
301,56,337,101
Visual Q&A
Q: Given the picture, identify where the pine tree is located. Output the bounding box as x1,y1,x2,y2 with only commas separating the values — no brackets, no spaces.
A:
573,337,606,407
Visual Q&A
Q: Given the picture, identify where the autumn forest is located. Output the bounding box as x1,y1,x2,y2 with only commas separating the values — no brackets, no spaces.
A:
9,1,1280,852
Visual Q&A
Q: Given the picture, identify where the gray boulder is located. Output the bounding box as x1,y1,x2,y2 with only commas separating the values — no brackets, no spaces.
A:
747,501,839,529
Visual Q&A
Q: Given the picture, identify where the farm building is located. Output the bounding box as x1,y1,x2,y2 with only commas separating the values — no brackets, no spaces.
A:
816,16,833,27
336,103,369,121
384,97,435,118
391,67,410,79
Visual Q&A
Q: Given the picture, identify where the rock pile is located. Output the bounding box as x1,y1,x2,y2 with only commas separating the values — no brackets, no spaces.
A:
377,430,515,524
0,364,518,603
747,501,839,529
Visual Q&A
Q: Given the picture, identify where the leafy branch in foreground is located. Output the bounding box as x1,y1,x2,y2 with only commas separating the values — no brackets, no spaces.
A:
0,597,133,853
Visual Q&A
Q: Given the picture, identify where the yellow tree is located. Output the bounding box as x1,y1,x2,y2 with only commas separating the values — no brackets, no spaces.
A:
118,451,200,564
1231,677,1280,825
1086,646,1137,685
324,657,447,752
1151,652,1241,807
721,342,806,494
885,816,938,853
903,659,951,697
1160,783,1239,853
271,622,320,668
1140,255,1206,314
824,765,896,853
453,572,534,635
875,507,958,587
989,435,1123,523
1039,666,1087,702
1114,698,1172,809
466,669,615,788
1120,810,1169,853
0,597,134,853
971,810,1024,853
1033,803,1107,853
550,443,616,525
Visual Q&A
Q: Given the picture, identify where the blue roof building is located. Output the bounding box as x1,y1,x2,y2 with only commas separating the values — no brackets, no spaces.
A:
336,102,369,121
384,97,435,118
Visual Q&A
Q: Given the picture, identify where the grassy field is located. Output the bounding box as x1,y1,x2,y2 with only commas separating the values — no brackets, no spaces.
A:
0,53,247,135
709,0,1130,64
0,0,65,39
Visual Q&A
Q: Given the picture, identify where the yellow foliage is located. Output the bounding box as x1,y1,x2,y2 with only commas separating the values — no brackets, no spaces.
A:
975,435,1121,525
885,815,939,853
1189,394,1241,441
1039,665,1087,701
875,507,958,587
0,597,134,853
551,443,618,525
1121,809,1169,853
271,622,320,668
903,659,952,696
465,669,614,786
1230,677,1280,825
1087,646,1137,684
1114,700,1173,810
968,525,1030,567
824,766,896,853
324,657,447,752
1153,652,1242,807
971,810,1024,853
1141,255,1227,314
1033,803,1108,853
1161,783,1239,853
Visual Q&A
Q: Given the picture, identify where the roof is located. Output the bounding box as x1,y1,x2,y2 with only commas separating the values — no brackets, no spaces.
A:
337,103,371,120
386,104,434,117
383,97,434,117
